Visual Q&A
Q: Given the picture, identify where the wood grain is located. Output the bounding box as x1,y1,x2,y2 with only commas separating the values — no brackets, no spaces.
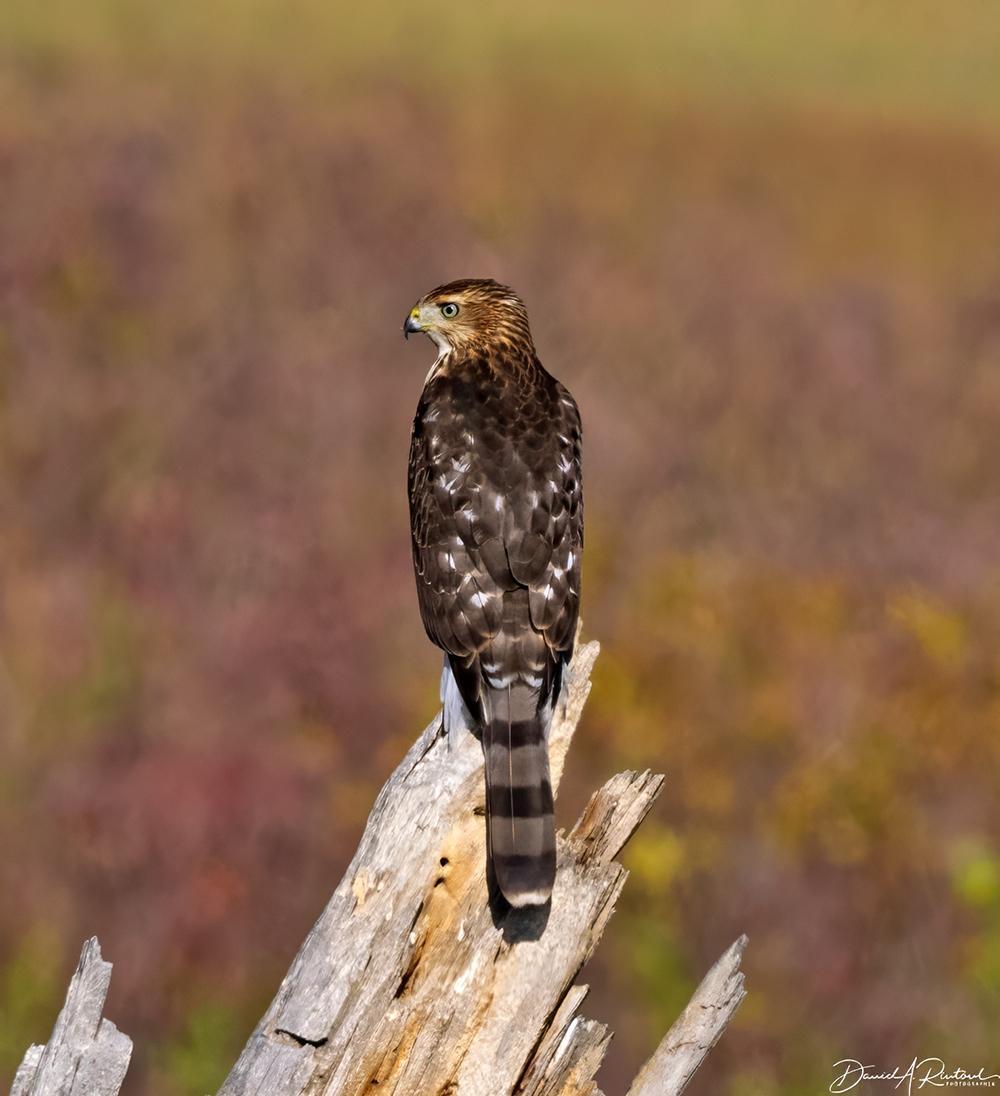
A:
10,640,747,1096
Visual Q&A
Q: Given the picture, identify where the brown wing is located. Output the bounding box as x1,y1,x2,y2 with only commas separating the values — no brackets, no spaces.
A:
501,377,583,660
407,380,505,663
408,358,583,683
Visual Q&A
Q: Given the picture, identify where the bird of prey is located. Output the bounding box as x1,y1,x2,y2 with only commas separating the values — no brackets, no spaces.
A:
404,279,583,907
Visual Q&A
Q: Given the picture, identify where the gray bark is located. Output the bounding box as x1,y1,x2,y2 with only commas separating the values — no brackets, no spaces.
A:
218,641,747,1096
10,937,132,1096
626,935,749,1096
10,640,747,1096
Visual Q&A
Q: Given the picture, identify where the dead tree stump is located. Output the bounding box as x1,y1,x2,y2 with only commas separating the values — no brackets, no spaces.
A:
10,641,746,1096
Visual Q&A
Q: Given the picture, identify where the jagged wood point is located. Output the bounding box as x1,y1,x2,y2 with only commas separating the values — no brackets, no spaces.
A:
9,641,747,1096
10,937,131,1096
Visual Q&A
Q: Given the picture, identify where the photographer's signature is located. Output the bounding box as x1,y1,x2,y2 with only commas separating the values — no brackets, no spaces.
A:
831,1058,999,1094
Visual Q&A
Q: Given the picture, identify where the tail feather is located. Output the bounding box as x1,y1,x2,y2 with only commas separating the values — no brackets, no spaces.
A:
483,687,556,906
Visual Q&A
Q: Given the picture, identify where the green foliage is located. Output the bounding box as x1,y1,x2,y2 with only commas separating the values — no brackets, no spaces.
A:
34,585,144,748
0,931,65,1080
617,910,693,1039
154,1000,242,1096
950,837,1000,1027
2,1,1000,127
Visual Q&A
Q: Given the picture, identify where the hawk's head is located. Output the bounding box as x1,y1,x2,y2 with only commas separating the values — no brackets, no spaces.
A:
403,279,533,357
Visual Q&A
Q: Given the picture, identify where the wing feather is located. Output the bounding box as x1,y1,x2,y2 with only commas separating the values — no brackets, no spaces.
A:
408,361,582,674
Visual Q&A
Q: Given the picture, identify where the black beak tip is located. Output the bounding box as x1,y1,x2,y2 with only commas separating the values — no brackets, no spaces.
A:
403,315,421,340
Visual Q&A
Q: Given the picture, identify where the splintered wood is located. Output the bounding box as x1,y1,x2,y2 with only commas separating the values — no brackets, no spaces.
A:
10,938,132,1096
10,641,746,1096
219,641,746,1096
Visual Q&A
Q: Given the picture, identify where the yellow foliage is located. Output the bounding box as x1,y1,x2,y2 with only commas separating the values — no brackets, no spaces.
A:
888,591,968,668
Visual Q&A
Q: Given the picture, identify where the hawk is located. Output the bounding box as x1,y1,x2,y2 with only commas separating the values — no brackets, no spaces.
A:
404,279,583,907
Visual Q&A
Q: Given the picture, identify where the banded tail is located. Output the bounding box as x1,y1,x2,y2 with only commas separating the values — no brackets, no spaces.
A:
482,683,556,907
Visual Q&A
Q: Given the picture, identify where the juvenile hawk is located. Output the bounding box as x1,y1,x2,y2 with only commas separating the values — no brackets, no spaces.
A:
404,279,583,906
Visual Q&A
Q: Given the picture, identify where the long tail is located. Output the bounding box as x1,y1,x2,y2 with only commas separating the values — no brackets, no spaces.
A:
482,683,556,907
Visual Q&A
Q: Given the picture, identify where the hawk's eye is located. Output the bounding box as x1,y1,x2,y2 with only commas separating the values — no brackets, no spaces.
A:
440,302,459,319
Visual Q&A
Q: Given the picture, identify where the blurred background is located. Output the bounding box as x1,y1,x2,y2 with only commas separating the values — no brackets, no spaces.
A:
2,1,1000,1092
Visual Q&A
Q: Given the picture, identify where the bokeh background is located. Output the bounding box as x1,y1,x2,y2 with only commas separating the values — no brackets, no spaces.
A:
2,2,1000,1092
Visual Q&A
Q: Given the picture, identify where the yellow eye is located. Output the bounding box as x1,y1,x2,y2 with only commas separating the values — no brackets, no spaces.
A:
441,302,459,319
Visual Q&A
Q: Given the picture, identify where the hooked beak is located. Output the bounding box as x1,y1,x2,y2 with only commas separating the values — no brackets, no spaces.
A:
403,314,422,339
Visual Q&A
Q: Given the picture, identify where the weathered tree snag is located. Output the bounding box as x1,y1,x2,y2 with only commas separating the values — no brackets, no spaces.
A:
626,935,748,1096
219,640,747,1096
10,640,747,1096
10,937,132,1096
